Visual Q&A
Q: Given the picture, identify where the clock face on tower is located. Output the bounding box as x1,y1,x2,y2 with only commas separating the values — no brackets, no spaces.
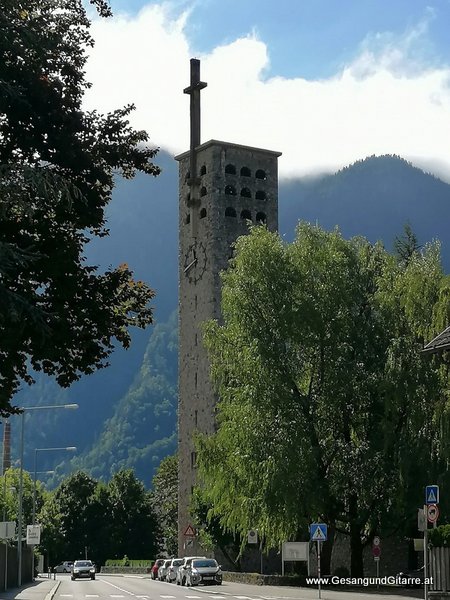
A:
183,241,207,283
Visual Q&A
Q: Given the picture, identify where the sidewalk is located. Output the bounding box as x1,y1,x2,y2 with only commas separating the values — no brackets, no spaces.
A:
0,577,59,600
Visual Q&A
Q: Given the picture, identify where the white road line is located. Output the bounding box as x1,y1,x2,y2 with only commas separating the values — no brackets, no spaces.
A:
124,575,144,578
234,596,252,599
99,579,135,596
209,596,225,599
85,596,99,598
160,596,176,598
185,596,201,598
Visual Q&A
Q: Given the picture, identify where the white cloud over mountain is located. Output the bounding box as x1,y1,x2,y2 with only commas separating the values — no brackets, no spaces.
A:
84,2,450,181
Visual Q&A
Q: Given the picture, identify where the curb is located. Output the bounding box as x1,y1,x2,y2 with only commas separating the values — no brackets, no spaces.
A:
44,580,61,600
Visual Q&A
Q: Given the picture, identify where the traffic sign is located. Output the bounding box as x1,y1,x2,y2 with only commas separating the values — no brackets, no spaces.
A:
310,523,327,541
373,536,381,547
248,529,258,544
425,485,439,505
183,524,196,537
372,545,381,558
26,525,41,545
427,504,439,523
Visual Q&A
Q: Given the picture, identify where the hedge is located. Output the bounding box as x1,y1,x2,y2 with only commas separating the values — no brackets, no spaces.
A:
105,558,153,567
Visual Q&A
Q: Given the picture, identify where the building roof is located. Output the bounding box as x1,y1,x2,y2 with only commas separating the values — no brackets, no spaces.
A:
174,139,282,161
422,325,450,354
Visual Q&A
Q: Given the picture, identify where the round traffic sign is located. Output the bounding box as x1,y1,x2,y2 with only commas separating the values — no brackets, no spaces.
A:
372,545,381,557
373,536,381,547
427,504,439,523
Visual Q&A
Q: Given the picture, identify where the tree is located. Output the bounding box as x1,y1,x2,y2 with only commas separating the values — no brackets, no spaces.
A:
151,454,178,556
394,223,421,263
107,469,160,559
0,0,160,411
196,223,450,576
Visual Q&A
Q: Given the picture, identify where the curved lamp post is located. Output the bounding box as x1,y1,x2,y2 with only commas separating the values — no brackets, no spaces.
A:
17,404,78,586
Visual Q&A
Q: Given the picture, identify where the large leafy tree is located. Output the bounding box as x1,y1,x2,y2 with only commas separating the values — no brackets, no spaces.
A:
0,0,160,411
107,469,160,560
196,223,450,576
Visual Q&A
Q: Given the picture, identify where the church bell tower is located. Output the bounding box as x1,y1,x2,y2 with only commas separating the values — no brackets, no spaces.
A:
176,59,281,555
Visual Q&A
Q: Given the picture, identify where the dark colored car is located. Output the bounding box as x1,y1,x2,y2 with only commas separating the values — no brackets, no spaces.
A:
185,558,222,586
151,559,165,580
71,560,96,580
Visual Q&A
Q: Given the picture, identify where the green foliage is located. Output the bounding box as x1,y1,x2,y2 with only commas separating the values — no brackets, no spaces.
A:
105,558,152,567
196,223,450,576
38,469,160,565
151,453,178,556
429,525,450,547
0,0,160,411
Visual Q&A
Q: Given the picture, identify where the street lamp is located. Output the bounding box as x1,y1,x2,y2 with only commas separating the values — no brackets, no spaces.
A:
17,404,78,586
32,447,77,524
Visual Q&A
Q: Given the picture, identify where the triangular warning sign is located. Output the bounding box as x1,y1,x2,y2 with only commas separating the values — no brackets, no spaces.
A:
184,524,196,537
312,526,326,541
427,489,437,503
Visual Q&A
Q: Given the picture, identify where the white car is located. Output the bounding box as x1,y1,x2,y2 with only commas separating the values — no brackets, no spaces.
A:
166,558,184,583
158,559,172,581
54,561,73,573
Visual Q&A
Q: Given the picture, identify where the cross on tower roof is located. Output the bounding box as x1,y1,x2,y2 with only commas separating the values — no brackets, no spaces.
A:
184,58,207,152
183,59,207,238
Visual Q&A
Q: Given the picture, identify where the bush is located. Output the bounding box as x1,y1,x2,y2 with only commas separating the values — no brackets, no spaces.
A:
429,524,450,547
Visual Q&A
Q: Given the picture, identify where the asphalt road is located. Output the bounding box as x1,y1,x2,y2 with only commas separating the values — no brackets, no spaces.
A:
50,573,422,600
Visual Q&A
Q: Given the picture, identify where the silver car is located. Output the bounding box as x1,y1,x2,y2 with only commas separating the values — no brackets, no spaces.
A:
185,558,222,586
166,558,184,583
176,556,206,586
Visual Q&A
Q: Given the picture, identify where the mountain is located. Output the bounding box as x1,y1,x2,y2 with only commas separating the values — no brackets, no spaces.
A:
12,153,450,487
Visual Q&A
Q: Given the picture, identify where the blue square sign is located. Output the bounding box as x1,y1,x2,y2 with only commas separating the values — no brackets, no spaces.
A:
310,523,327,541
426,485,439,505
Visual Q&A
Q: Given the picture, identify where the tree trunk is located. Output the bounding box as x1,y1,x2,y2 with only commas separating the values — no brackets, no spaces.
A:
349,494,364,577
320,521,335,575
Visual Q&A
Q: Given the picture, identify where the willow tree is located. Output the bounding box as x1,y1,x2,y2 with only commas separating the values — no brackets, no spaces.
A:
196,223,450,576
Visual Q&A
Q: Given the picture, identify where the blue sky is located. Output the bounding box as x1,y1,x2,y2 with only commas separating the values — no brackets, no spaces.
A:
84,0,450,179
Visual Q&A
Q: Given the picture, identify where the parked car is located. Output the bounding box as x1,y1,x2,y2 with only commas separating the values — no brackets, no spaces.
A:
71,560,96,580
158,559,172,581
176,556,207,586
185,558,222,587
54,561,73,573
166,558,184,583
151,559,165,580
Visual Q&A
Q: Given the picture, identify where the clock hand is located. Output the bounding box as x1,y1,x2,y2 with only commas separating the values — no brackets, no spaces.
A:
184,258,198,273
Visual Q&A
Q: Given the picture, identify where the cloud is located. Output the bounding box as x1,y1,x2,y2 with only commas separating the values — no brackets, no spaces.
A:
84,3,450,181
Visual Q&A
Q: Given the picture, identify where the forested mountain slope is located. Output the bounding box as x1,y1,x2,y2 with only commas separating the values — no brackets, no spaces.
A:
14,154,450,486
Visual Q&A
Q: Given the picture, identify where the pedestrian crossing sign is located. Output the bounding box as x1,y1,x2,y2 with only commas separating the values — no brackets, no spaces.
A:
310,523,327,541
425,485,439,505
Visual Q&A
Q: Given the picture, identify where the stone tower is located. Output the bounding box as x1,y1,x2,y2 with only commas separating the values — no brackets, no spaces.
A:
176,59,281,555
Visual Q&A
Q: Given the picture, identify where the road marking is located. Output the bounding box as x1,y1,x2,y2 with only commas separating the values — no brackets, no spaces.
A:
99,579,135,596
160,596,176,598
85,595,99,598
124,575,144,578
186,596,201,598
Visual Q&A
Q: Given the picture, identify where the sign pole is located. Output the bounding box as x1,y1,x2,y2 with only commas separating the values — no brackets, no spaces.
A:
317,540,321,600
424,504,428,600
